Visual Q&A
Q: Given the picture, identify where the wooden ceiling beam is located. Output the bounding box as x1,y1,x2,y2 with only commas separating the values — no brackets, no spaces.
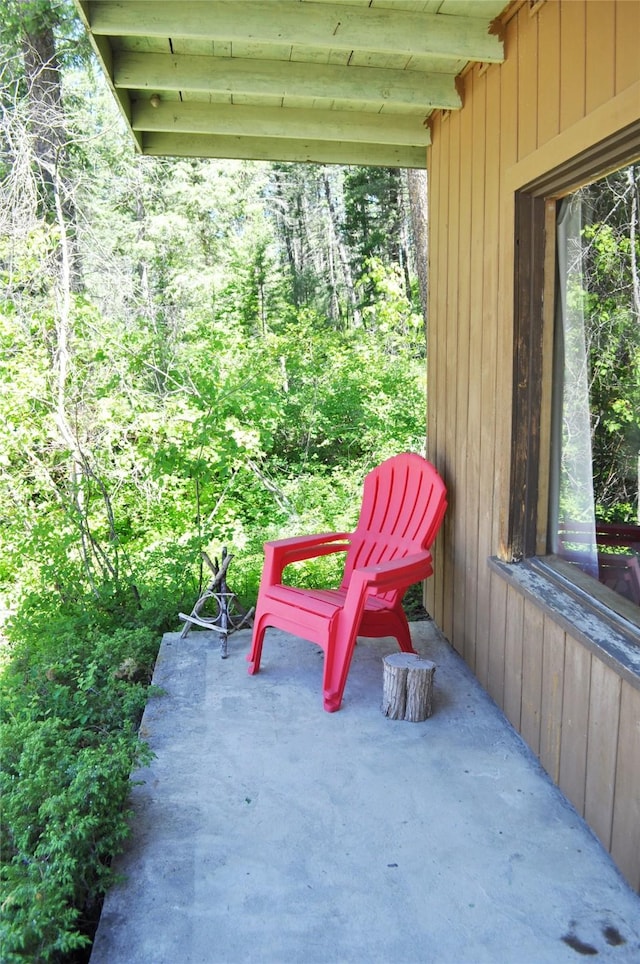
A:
132,101,431,147
90,1,504,63
141,131,427,168
73,0,142,149
115,51,462,112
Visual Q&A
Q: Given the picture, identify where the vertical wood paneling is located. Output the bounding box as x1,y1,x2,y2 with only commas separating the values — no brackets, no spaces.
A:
536,0,560,146
442,109,460,646
463,66,487,672
539,619,566,783
426,0,640,891
493,13,517,568
426,138,437,469
426,135,437,440
516,4,538,160
474,62,501,691
610,682,640,892
454,72,473,663
559,0,586,129
520,600,544,754
615,0,640,93
426,127,443,621
427,114,448,623
503,585,524,729
585,0,615,113
584,658,621,851
487,569,507,708
426,131,439,466
558,637,592,814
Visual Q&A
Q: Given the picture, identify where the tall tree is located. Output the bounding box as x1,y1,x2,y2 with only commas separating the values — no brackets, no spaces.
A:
406,168,429,323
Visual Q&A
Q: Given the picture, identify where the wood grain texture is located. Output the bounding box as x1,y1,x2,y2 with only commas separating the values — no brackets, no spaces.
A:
585,0,615,114
494,10,517,561
442,108,459,647
503,585,524,730
90,1,506,61
463,64,487,673
474,60,501,691
559,0,586,130
516,3,538,161
558,636,591,815
584,658,621,851
487,569,507,709
382,653,436,722
425,0,640,893
536,0,560,146
453,76,472,662
429,112,451,629
610,682,640,892
538,618,566,784
615,0,640,94
520,600,544,755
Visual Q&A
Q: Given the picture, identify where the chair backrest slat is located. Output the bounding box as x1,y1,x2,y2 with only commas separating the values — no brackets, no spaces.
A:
341,453,447,596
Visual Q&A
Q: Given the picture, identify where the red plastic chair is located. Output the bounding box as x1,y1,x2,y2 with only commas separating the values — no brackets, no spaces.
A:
247,453,447,711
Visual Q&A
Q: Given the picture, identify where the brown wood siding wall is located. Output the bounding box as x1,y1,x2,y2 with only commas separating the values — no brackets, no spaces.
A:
425,0,640,892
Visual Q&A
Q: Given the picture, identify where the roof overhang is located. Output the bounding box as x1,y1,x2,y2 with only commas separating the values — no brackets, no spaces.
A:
73,0,508,169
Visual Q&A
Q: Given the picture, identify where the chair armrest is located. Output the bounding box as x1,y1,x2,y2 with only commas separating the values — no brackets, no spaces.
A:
336,552,434,637
262,532,353,584
350,551,434,597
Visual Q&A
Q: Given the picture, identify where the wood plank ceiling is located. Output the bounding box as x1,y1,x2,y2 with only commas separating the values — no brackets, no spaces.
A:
73,0,508,168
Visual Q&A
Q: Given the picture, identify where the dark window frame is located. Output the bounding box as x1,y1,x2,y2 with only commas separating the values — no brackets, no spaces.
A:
508,192,546,560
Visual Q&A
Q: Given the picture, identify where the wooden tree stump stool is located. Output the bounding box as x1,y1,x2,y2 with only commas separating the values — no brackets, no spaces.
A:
382,653,436,722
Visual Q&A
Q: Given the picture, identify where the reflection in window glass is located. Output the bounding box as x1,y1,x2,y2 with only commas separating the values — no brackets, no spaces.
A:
551,165,640,606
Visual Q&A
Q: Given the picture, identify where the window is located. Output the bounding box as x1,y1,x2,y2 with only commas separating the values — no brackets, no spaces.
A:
509,126,640,622
550,167,640,608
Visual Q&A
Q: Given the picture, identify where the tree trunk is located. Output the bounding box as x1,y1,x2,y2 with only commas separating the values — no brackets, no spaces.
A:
406,169,429,326
322,168,361,327
19,15,63,175
382,652,436,722
19,3,82,289
15,3,122,592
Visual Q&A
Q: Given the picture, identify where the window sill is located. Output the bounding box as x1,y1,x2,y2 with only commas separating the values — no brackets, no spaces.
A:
488,555,640,691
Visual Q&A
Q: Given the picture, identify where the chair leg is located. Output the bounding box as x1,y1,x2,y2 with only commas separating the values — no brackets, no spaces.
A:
390,607,415,653
322,623,360,712
246,612,268,675
322,605,418,710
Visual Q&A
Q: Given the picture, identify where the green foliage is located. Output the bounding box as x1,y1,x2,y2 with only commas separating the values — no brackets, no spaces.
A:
343,166,403,268
580,167,640,518
0,15,431,958
1,619,158,962
1,0,71,43
249,304,425,471
558,165,640,533
356,258,425,354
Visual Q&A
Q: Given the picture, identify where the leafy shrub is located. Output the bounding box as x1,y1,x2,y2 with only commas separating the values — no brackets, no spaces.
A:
0,616,159,962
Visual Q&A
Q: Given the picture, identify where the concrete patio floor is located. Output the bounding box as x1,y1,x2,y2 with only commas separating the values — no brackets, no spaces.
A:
90,621,640,964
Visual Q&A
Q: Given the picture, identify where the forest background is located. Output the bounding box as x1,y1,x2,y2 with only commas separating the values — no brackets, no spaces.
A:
0,2,430,960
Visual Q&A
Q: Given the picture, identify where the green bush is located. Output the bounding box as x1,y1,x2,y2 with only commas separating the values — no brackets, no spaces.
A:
0,617,159,962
